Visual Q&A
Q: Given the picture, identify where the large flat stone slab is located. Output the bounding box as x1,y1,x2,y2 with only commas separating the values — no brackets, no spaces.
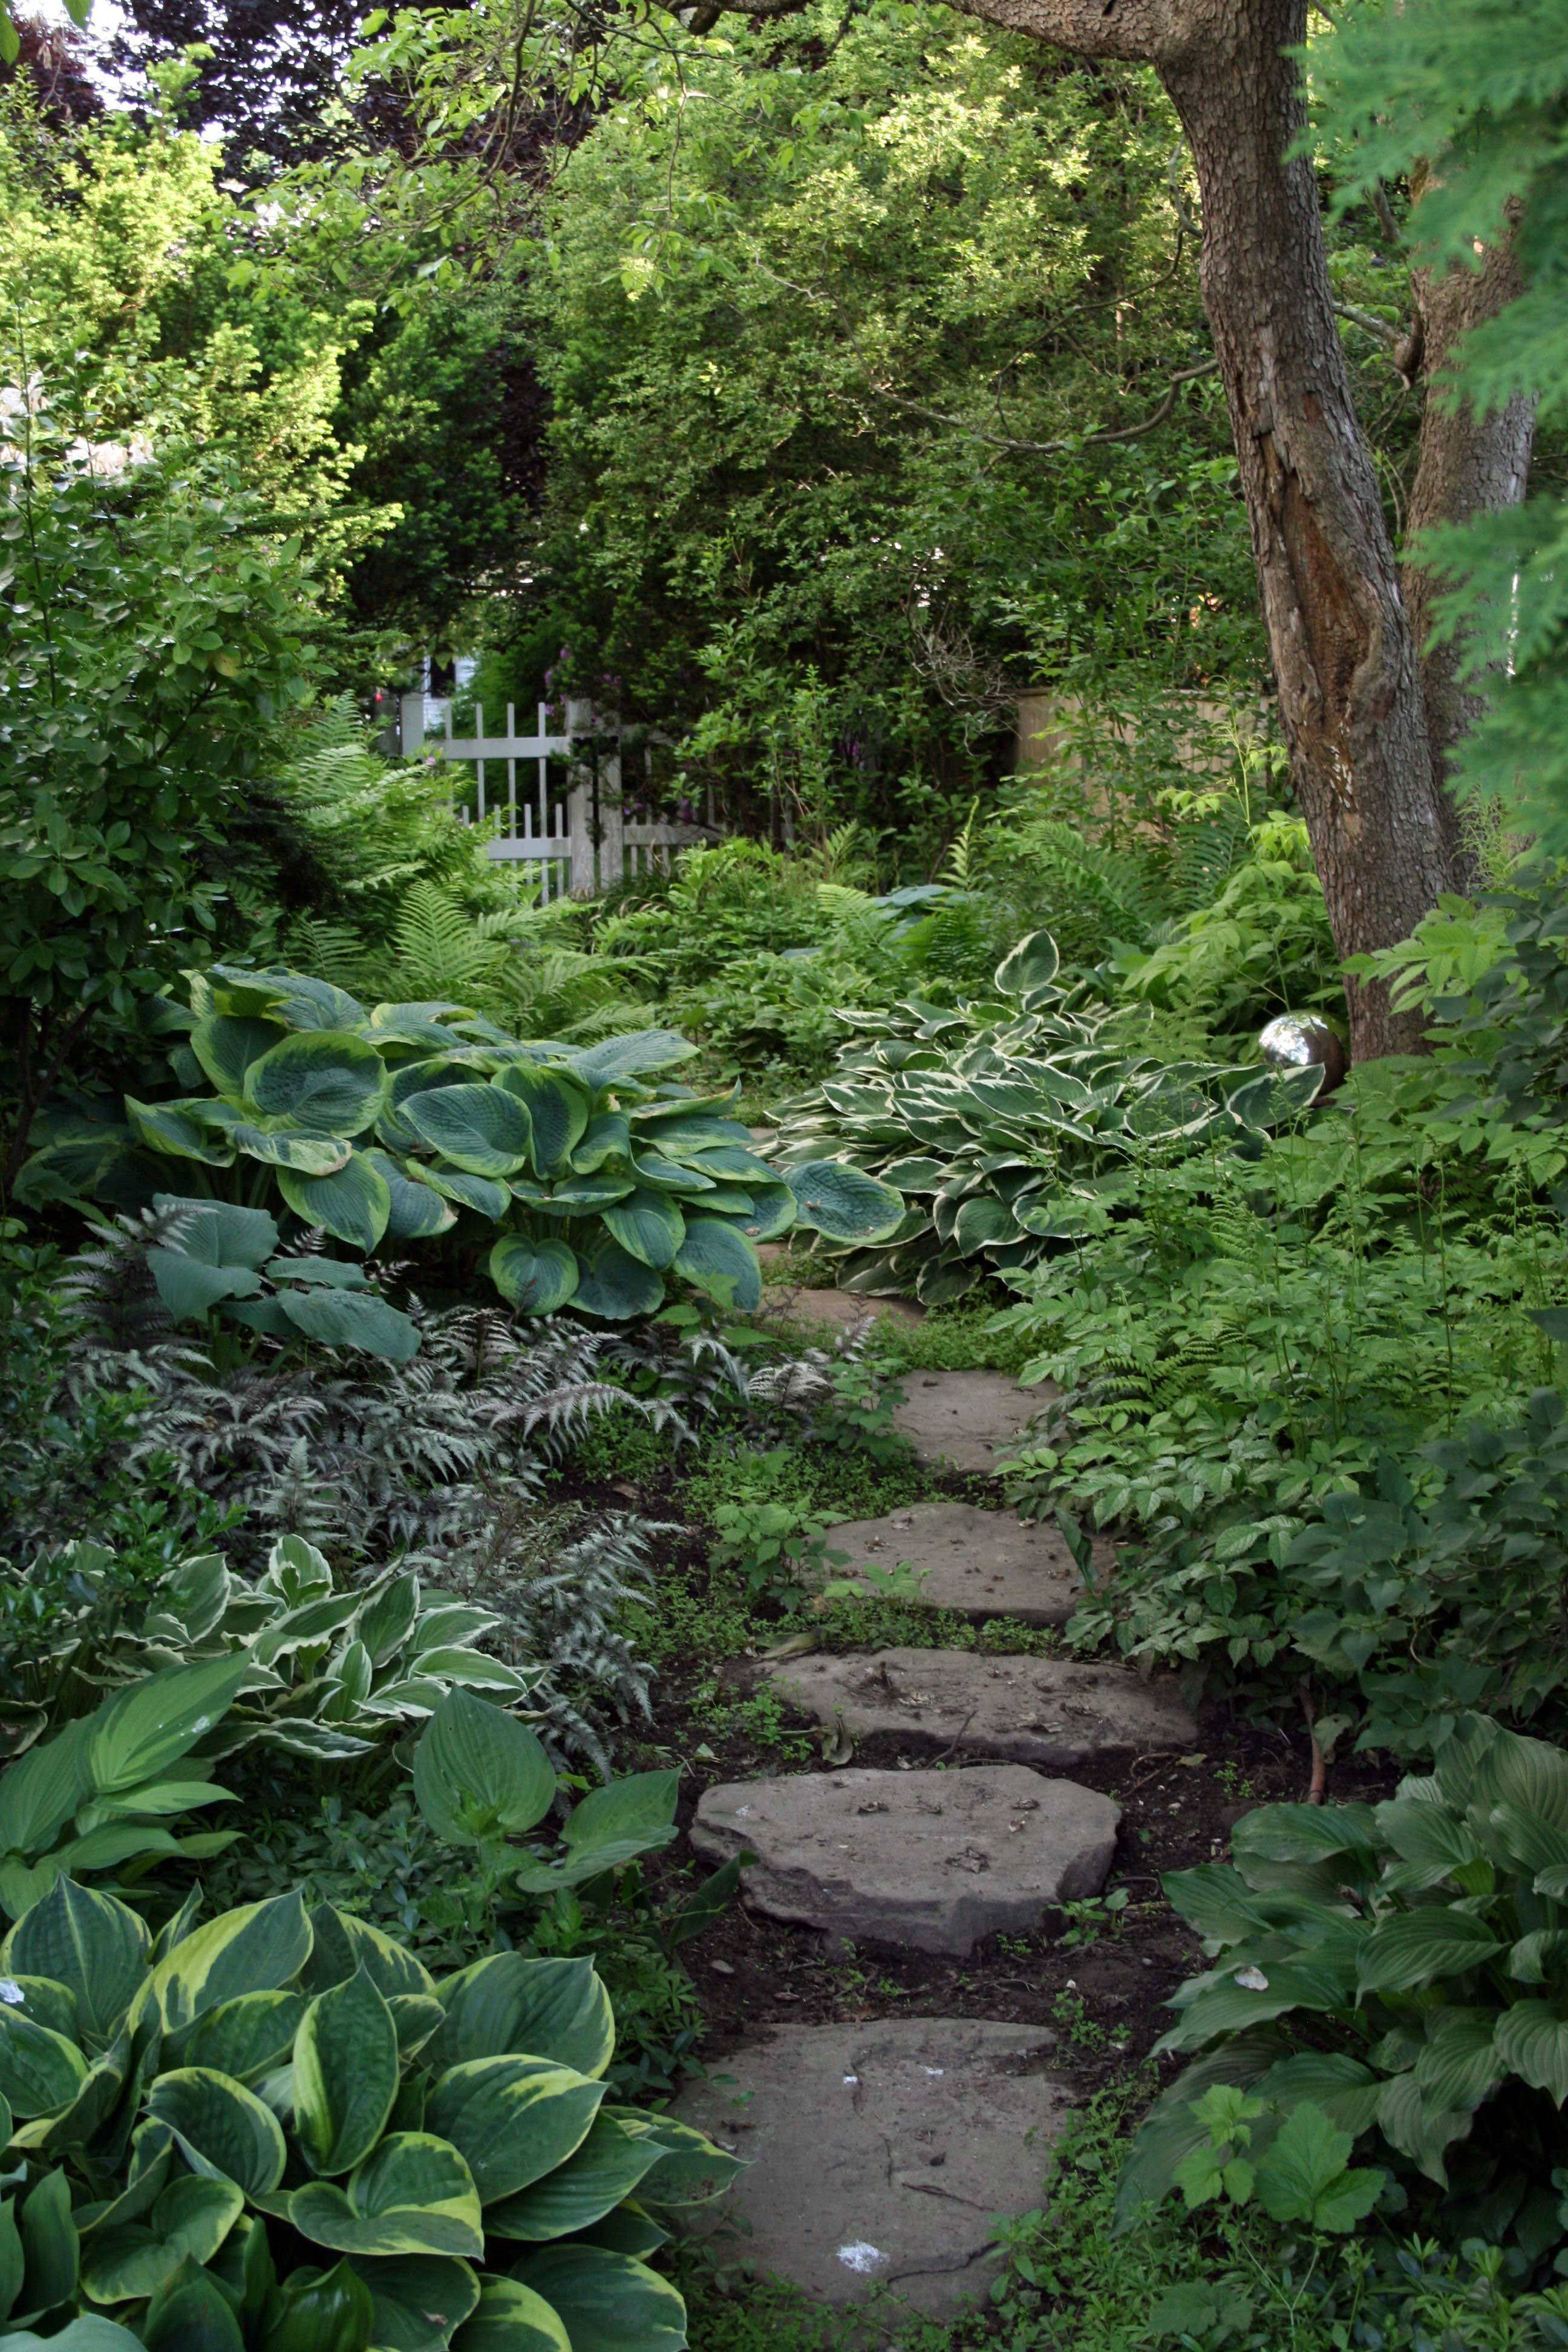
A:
762,1648,1197,1769
826,1499,1094,1626
690,1765,1119,1955
673,2019,1071,2316
892,1370,1053,1474
758,1286,925,1337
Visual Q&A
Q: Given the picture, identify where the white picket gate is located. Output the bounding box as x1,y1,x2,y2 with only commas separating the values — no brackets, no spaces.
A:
399,693,717,900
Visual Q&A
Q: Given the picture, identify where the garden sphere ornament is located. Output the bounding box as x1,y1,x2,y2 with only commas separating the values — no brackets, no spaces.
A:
1257,1013,1347,1094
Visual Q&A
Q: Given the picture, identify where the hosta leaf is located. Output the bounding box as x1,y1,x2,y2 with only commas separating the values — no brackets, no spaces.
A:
570,1113,631,1173
2,1879,149,2043
241,1031,387,1135
229,970,367,1033
401,1088,533,1178
304,1907,438,2005
165,1993,304,2085
621,2112,746,2206
419,1166,512,1220
1413,2011,1504,2112
426,1956,613,2079
350,2255,480,2352
1376,2071,1472,2184
570,1240,664,1319
364,1151,459,1242
425,2056,604,2203
672,1218,762,1312
289,2135,484,2259
145,2068,288,2196
489,1237,579,1315
87,1653,250,1796
451,2278,570,2352
148,1892,312,2032
126,1100,237,1169
276,1155,392,1253
277,1284,420,1363
146,1250,262,1321
569,1032,697,1087
0,2011,87,2117
601,1189,685,1270
511,2245,687,2352
1495,2001,1568,2103
294,1965,401,2175
995,931,1059,996
785,1161,904,1243
1356,1912,1504,1994
736,1181,798,1242
536,1174,634,1213
493,1068,591,1174
485,2114,665,2241
952,1194,1014,1256
413,1691,556,1848
149,1198,278,1271
79,2177,243,2305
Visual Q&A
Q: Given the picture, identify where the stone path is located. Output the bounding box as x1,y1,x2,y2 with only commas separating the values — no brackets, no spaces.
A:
892,1368,1053,1474
826,1498,1103,1625
673,2018,1072,2317
691,1763,1119,1955
761,1647,1197,1769
758,1285,926,1338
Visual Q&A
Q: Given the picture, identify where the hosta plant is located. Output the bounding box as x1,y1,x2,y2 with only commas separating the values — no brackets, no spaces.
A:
776,932,1322,1304
18,969,904,1321
0,1869,739,2351
1119,1714,1568,2269
9,1535,541,1767
0,1656,247,1920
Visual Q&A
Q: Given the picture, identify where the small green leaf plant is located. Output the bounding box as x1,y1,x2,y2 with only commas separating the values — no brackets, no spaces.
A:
0,1655,248,1920
17,969,906,1324
1171,2087,1384,2234
1118,1713,1568,2273
27,1533,542,1768
0,1869,739,2351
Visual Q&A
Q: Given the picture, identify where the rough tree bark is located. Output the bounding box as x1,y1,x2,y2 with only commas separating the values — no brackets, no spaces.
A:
1401,200,1536,884
693,0,1458,1057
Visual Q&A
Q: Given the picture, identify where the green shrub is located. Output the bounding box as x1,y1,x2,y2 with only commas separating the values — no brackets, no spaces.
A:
0,1870,737,2350
1120,1714,1568,2278
19,975,903,1324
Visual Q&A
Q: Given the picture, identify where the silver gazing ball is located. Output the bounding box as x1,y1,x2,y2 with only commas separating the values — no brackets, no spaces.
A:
1257,1014,1347,1093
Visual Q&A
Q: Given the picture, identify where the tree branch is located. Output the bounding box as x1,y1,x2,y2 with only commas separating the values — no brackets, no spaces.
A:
679,0,1192,64
1330,299,1402,350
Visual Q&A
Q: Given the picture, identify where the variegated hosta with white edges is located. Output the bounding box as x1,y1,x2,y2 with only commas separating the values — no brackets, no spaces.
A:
16,969,907,1332
776,930,1325,1305
0,1869,739,2352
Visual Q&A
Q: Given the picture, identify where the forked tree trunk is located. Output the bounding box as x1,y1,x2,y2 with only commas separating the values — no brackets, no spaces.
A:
1402,206,1536,884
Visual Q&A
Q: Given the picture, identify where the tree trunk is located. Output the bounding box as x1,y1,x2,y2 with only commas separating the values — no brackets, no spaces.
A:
1402,206,1535,886
1156,1,1452,1059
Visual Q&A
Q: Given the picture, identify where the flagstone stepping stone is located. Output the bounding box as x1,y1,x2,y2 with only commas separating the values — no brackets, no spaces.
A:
760,1647,1197,1769
673,2017,1072,2316
758,1285,925,1336
826,1498,1099,1626
892,1369,1053,1474
690,1764,1119,1955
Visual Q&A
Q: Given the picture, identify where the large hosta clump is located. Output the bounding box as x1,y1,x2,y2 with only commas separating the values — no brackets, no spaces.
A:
0,1873,738,2351
18,968,904,1325
776,932,1322,1304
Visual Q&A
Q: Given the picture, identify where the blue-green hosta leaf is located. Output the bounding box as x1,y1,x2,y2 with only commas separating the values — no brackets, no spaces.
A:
241,1031,387,1135
147,1250,263,1321
569,1032,696,1089
601,1188,685,1271
742,1185,804,1241
785,1161,904,1243
225,970,367,1033
289,2135,484,2259
450,2278,569,2352
426,1956,613,2080
145,2068,288,2197
2,1879,149,2043
489,1236,579,1315
377,1057,491,1153
493,1068,592,1175
350,2255,480,2352
190,1016,285,1099
150,1198,279,1271
570,1240,665,1320
232,1126,351,1175
401,1088,532,1179
485,2114,666,2241
165,1993,304,2085
629,1152,714,1195
277,1155,393,1253
294,1966,401,2175
425,2056,604,2202
878,1157,949,1192
673,1218,761,1312
619,2112,746,2207
534,1174,635,1214
79,2175,244,2305
125,1100,238,1168
1227,1065,1326,1131
304,1909,437,2005
512,2244,687,2352
276,1284,420,1364
570,1113,632,1172
413,1691,557,1849
369,1155,462,1241
416,1165,512,1221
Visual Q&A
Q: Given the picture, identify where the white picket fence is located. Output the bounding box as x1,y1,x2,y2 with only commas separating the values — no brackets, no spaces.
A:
400,694,717,900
